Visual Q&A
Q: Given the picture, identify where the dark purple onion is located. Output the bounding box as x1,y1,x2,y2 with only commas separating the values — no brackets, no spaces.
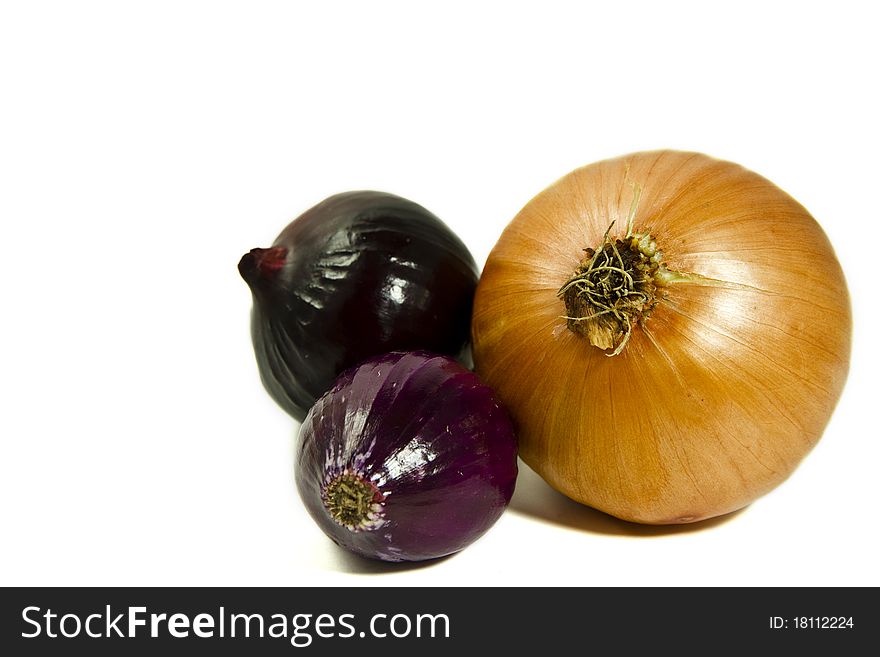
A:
239,191,478,421
295,351,518,562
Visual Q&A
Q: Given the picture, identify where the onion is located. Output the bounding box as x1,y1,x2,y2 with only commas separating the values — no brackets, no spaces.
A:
472,150,851,524
295,351,518,562
239,191,478,420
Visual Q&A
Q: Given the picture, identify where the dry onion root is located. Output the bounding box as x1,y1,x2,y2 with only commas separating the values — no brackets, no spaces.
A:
472,150,851,524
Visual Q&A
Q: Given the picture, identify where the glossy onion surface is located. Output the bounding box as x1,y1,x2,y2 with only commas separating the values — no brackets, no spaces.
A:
472,151,851,524
296,351,518,562
239,191,478,420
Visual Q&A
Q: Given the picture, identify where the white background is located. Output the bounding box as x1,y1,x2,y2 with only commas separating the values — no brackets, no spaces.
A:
1,1,878,586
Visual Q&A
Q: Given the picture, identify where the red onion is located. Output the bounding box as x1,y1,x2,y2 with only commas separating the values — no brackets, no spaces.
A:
295,351,518,562
239,191,478,421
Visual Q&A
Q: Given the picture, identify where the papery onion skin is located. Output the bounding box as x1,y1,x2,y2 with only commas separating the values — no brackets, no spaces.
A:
472,150,851,524
239,191,478,421
295,351,518,562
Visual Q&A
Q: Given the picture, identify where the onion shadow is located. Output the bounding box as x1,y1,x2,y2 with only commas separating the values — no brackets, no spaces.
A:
326,545,455,575
508,460,744,536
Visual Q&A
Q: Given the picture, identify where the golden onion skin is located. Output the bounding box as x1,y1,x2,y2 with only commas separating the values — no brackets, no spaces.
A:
472,151,851,524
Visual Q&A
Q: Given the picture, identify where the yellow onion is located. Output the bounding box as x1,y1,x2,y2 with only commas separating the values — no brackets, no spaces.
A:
472,150,851,524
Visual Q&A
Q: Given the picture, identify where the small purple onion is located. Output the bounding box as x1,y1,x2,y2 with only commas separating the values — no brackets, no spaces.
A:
295,351,518,562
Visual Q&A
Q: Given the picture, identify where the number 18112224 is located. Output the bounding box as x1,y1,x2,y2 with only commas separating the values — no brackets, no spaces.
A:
770,617,854,629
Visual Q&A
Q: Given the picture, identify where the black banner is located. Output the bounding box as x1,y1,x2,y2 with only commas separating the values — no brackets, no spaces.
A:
1,587,873,655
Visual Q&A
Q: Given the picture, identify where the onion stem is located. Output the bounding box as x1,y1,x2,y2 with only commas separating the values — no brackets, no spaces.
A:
557,218,660,353
624,182,641,239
